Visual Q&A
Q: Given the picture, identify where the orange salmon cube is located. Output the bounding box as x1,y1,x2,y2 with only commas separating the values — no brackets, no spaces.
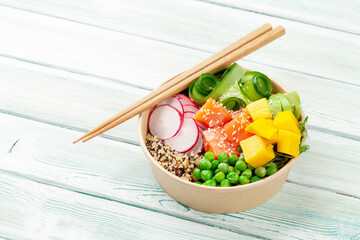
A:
224,108,254,146
194,98,232,128
202,127,240,157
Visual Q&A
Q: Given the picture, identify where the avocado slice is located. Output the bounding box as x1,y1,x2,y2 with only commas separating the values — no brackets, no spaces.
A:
276,93,293,112
284,91,302,120
268,95,282,118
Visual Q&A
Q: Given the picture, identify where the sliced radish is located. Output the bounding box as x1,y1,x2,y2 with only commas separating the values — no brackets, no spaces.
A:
175,94,191,100
148,105,183,140
157,96,184,115
196,122,207,131
178,98,198,108
183,105,199,113
164,118,199,153
187,131,204,154
184,111,196,118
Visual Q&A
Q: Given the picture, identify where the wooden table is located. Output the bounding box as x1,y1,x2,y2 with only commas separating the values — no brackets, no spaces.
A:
0,0,359,239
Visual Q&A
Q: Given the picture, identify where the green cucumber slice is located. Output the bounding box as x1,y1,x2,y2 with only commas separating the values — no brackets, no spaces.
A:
284,91,302,120
276,93,293,112
268,95,282,118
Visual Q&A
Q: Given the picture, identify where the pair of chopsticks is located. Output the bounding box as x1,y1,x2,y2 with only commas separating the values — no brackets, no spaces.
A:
74,23,285,143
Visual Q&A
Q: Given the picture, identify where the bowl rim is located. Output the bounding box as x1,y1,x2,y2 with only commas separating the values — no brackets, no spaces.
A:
138,72,303,192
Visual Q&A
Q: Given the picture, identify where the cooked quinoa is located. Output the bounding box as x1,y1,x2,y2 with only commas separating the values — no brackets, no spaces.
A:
146,133,203,182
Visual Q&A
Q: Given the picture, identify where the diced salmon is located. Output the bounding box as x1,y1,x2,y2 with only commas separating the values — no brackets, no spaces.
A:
231,109,244,119
194,98,232,128
202,127,240,157
224,108,254,146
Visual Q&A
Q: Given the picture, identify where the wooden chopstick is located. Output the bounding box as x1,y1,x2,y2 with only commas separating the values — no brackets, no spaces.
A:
81,26,285,143
75,24,286,143
73,23,272,144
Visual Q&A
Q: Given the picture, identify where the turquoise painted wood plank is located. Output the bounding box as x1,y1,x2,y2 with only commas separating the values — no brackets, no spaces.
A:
0,2,359,89
0,114,359,239
0,172,247,240
4,0,358,34
0,54,359,146
199,0,360,34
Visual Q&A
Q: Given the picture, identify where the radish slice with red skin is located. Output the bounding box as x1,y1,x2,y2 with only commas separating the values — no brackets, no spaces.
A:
196,122,207,131
178,98,198,108
157,96,184,115
175,94,191,101
184,111,196,118
187,130,204,154
148,105,183,140
164,118,199,153
183,105,199,113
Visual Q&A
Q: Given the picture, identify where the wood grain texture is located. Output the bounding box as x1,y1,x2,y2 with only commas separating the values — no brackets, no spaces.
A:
0,2,359,89
198,0,360,34
4,0,358,35
0,55,359,144
0,172,248,240
0,0,359,238
0,113,359,239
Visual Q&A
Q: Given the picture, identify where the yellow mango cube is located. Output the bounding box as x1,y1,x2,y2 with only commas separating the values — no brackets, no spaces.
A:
265,119,278,144
277,129,301,157
246,98,272,121
240,135,275,168
273,111,301,135
245,118,277,141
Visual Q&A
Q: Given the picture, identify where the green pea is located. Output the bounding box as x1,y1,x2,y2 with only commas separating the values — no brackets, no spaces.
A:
235,160,247,171
241,169,252,178
211,160,219,170
229,154,238,166
218,163,229,174
255,167,266,178
201,170,213,181
199,158,212,170
192,168,201,180
226,172,239,184
228,166,235,173
235,169,241,175
250,176,261,183
203,179,216,187
239,175,250,185
220,179,231,187
194,181,202,185
218,152,229,164
214,172,225,183
264,161,277,168
267,166,277,176
204,152,215,161
214,169,220,175
247,164,255,171
237,146,243,152
239,153,245,161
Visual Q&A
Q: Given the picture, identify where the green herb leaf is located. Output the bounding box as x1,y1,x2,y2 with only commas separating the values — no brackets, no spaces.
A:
300,116,308,133
299,144,310,154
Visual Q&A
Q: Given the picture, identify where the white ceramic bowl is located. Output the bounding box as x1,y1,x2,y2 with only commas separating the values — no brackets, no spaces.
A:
138,78,303,213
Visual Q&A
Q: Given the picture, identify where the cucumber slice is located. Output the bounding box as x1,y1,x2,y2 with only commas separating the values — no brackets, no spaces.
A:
268,95,282,118
284,91,302,120
276,93,293,112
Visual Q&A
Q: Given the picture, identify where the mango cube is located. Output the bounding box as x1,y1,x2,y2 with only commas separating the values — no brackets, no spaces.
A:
246,98,272,121
245,118,277,141
277,129,301,157
273,111,301,135
240,135,275,168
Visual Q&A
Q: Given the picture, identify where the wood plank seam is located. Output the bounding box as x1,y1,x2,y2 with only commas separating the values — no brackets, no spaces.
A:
0,4,358,88
194,0,359,35
0,108,139,146
1,109,358,199
0,169,268,239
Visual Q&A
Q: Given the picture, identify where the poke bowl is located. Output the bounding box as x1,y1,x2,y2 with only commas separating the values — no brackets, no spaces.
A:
138,64,307,213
